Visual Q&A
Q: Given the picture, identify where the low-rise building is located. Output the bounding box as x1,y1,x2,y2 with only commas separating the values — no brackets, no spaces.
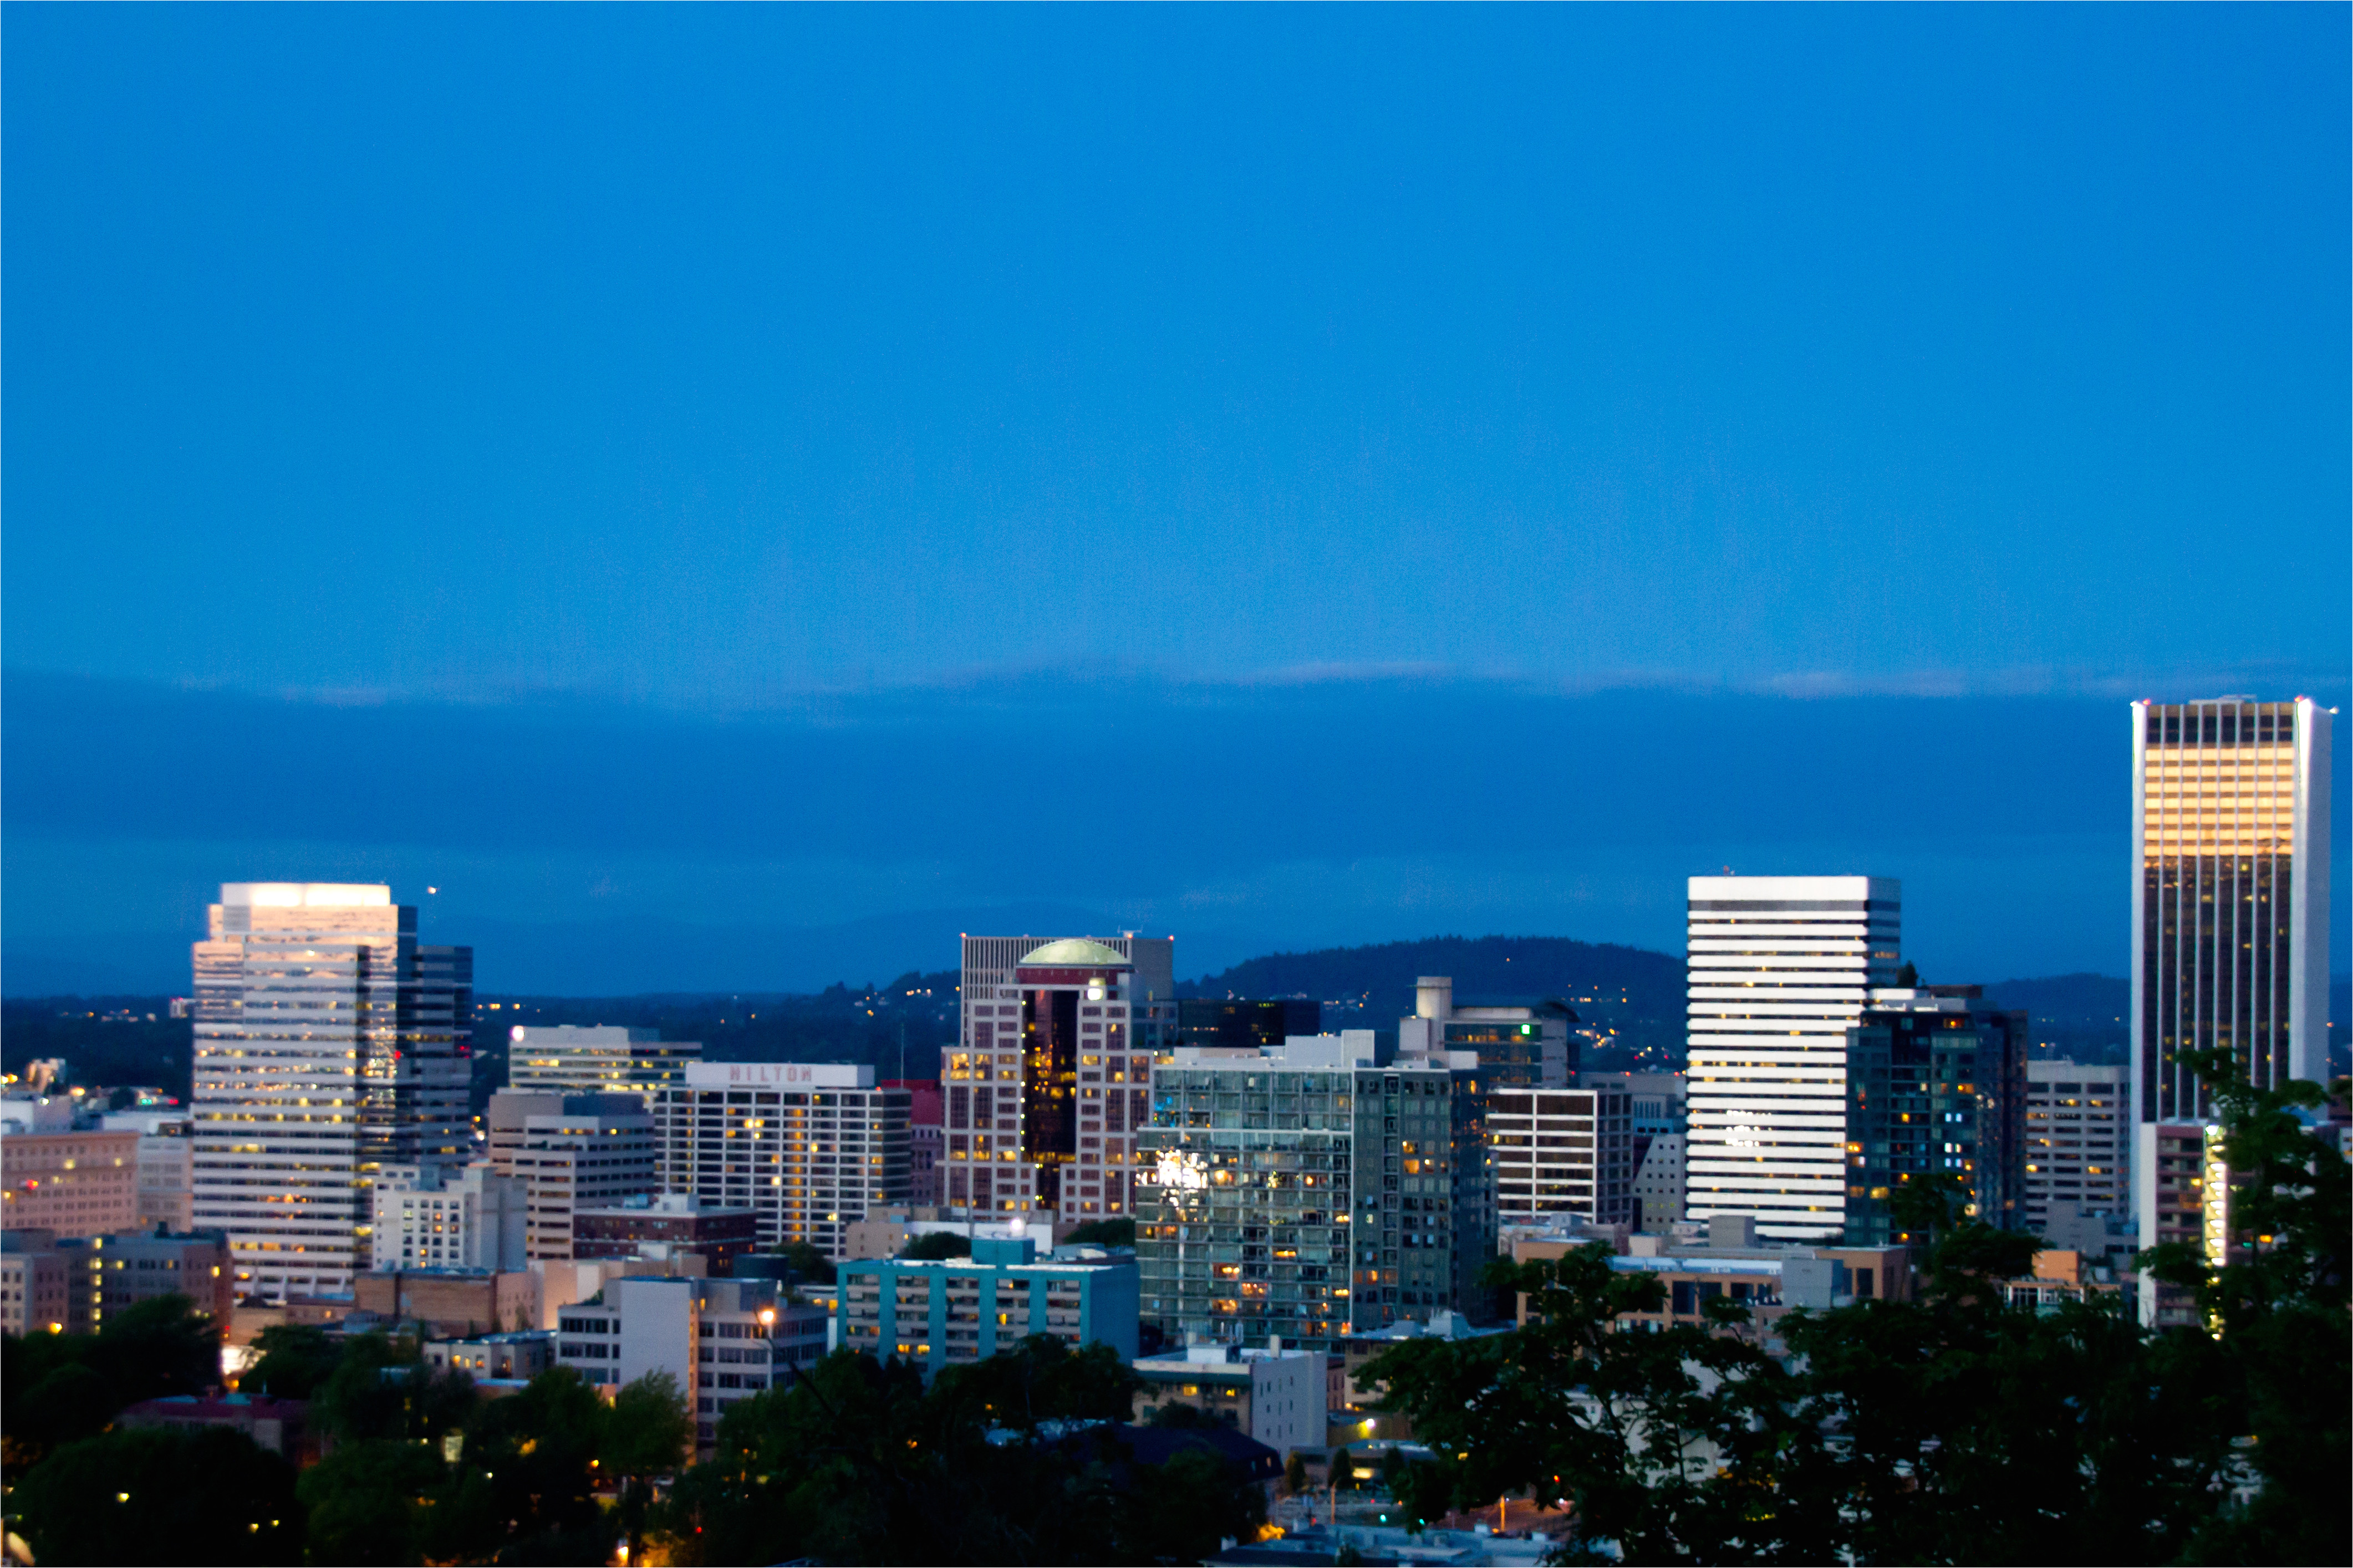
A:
373,1162,530,1273
838,1230,1139,1375
19,1228,237,1334
574,1193,758,1274
2001,1249,2126,1310
1131,1340,1326,1455
0,1230,72,1335
1507,1222,1911,1342
1,1130,140,1238
426,1329,555,1381
353,1268,542,1339
1629,1132,1687,1231
554,1275,789,1449
119,1392,310,1459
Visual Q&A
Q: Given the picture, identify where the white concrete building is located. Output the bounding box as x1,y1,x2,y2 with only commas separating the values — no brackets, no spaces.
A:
1683,875,1901,1242
507,1025,700,1099
553,1275,790,1449
190,883,471,1301
1131,1341,1327,1457
1397,977,1571,1087
372,1162,529,1272
652,1062,909,1260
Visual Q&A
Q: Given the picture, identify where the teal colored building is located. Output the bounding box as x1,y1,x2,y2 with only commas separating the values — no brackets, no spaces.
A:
837,1233,1140,1375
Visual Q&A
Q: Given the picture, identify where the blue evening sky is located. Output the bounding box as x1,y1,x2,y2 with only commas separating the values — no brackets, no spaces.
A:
3,7,2346,992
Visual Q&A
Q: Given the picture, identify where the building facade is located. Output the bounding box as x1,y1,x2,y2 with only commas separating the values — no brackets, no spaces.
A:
507,1025,701,1098
2130,697,2332,1325
0,1232,72,1335
1841,991,2029,1245
1684,876,1902,1242
1398,977,1573,1087
1,1130,139,1238
1134,1038,1494,1352
191,883,472,1301
836,1232,1140,1376
101,1111,197,1233
554,1275,790,1448
575,1194,760,1274
1487,1087,1636,1229
653,1061,909,1260
370,1162,529,1273
487,1093,659,1261
26,1228,237,1335
1130,1342,1326,1456
2024,1060,2128,1231
946,936,1174,1225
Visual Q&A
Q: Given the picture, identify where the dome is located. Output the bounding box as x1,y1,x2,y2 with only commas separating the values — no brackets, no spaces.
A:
1017,938,1131,969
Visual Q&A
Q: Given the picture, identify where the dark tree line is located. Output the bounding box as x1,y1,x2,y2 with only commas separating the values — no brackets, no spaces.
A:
1364,1054,2349,1565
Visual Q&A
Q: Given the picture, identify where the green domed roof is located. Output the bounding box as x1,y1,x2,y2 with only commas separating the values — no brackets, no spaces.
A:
1018,938,1130,968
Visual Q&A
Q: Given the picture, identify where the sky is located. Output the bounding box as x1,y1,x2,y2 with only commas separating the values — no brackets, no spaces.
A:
3,8,2347,993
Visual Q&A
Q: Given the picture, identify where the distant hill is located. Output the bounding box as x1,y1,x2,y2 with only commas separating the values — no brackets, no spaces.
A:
1179,935,1688,1070
1979,973,2128,1066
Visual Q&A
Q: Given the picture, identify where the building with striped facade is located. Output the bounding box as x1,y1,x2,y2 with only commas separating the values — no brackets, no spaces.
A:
651,1062,908,1260
191,883,472,1303
1683,876,1901,1242
2130,696,2331,1325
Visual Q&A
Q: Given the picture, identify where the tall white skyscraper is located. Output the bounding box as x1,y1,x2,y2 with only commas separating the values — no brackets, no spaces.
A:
1683,875,1902,1242
2131,697,2332,1324
191,883,472,1302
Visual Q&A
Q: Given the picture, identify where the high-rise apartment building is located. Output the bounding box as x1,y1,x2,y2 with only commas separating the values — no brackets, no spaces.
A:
1134,1035,1493,1351
1398,977,1573,1087
1841,990,2029,1245
2024,1061,2128,1231
945,936,1174,1224
2130,698,2332,1322
651,1062,909,1259
507,1026,700,1099
1488,1086,1636,1229
1685,876,1901,1242
191,883,471,1301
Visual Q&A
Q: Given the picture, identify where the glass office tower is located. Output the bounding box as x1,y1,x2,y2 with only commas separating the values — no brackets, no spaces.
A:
191,883,472,1302
2131,697,2332,1323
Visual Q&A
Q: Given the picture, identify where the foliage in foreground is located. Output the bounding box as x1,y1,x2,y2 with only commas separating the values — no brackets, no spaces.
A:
658,1335,1267,1565
1365,1058,2349,1566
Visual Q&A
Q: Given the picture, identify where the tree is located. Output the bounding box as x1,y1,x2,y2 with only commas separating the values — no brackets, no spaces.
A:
1283,1450,1311,1497
1363,1243,1822,1560
902,1230,972,1261
777,1239,837,1285
243,1323,342,1400
10,1425,303,1566
427,1365,609,1565
3,1292,218,1474
605,1371,695,1560
2138,1051,2351,1566
295,1438,444,1566
930,1335,1139,1432
1060,1217,1137,1249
